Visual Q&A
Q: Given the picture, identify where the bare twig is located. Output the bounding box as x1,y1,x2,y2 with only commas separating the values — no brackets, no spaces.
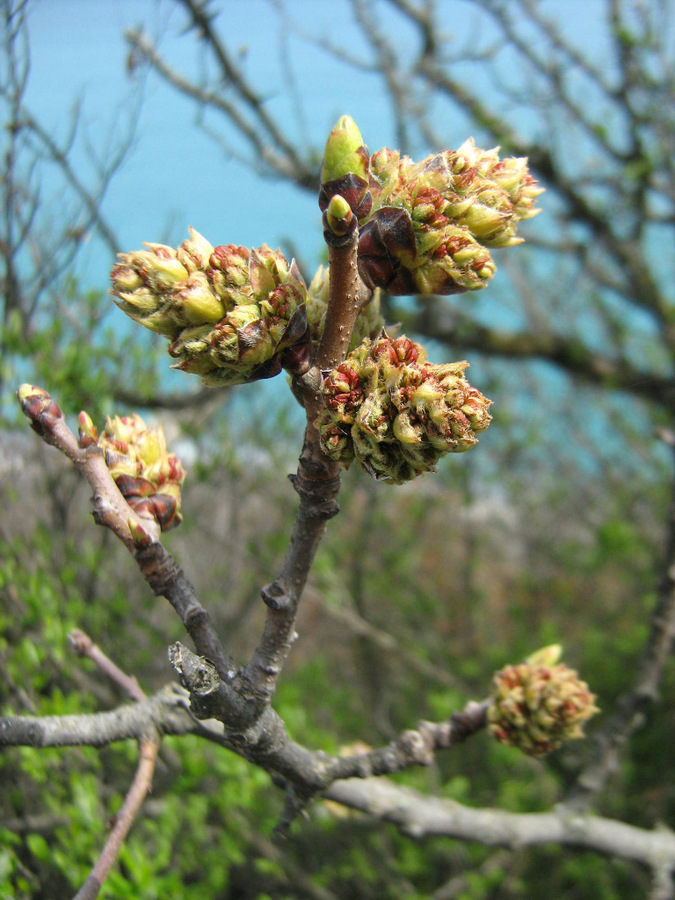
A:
570,438,675,807
3,672,675,872
70,629,145,701
73,738,160,900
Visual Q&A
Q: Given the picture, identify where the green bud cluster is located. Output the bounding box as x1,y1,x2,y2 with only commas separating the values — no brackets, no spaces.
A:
357,139,543,295
488,646,599,757
110,229,311,386
315,332,492,483
80,411,185,531
306,266,385,353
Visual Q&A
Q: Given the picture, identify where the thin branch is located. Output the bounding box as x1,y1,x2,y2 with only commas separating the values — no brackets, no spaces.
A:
21,110,122,255
350,0,412,151
4,671,675,871
176,0,309,172
73,738,159,900
17,387,160,551
125,25,315,189
237,219,365,709
112,384,223,412
570,434,675,807
70,629,145,702
17,386,234,678
392,303,675,412
67,629,161,900
1,647,486,794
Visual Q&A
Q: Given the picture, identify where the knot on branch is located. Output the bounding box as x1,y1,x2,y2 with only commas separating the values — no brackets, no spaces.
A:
168,642,220,697
400,728,435,766
136,543,185,596
168,643,257,730
261,581,291,611
288,471,341,519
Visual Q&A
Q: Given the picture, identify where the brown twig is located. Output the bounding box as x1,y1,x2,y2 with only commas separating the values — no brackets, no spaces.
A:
17,387,233,679
135,543,235,681
67,629,160,900
570,435,675,807
238,216,364,710
17,387,160,551
169,642,487,791
73,738,160,900
69,629,145,702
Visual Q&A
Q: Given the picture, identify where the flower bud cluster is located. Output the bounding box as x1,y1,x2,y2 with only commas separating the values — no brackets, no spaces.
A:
306,266,384,353
488,646,599,757
80,412,185,532
110,229,311,386
357,139,543,295
316,332,492,483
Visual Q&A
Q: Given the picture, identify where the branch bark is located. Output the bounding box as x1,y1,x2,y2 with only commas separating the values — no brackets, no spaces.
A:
323,778,675,868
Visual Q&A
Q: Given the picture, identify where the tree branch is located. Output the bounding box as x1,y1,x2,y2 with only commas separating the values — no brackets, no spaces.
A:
393,302,675,412
237,217,364,710
570,435,675,807
17,386,234,679
73,738,159,900
324,778,675,867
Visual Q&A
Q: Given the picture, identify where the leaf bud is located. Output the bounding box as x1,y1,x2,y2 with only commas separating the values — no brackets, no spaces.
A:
319,115,372,220
17,384,63,437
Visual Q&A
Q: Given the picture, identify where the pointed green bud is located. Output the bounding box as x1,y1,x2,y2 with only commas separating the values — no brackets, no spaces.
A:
527,645,562,668
18,383,47,404
173,272,225,325
128,517,154,549
128,249,189,292
77,410,98,448
176,227,215,273
110,265,144,293
319,115,372,220
320,115,369,184
324,194,355,238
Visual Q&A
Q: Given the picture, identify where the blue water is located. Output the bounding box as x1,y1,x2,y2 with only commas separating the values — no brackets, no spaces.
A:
26,0,402,288
24,0,610,296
